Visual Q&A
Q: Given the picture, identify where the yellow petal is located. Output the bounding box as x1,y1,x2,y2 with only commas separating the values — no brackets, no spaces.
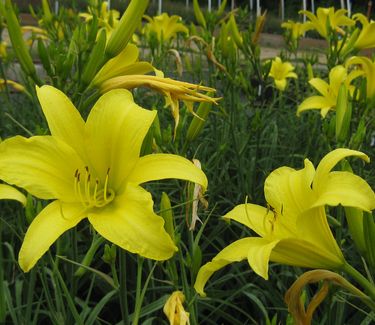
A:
0,184,26,205
274,79,287,91
309,78,329,96
223,203,270,237
19,200,85,272
127,153,208,191
297,96,333,116
36,85,85,157
88,184,177,260
0,136,84,201
194,238,253,297
84,89,156,190
246,237,279,280
313,148,369,190
312,172,375,211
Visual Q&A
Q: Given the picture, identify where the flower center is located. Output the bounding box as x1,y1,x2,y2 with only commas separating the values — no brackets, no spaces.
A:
74,166,115,208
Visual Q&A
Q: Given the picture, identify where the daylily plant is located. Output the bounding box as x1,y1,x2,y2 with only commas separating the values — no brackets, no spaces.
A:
351,13,375,50
300,7,354,39
0,85,208,272
194,149,375,296
281,20,309,40
268,57,297,91
297,65,362,117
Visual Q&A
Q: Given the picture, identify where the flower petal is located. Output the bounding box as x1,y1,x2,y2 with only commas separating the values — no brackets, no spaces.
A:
84,89,156,190
223,203,270,237
297,96,332,116
274,79,287,91
88,184,177,260
312,172,375,211
127,154,208,191
246,237,279,280
19,200,86,272
36,86,85,157
0,136,84,201
0,184,26,205
309,78,329,96
194,238,253,297
313,148,369,191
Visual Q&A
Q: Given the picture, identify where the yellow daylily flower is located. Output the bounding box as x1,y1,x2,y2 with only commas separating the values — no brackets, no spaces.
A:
300,7,354,39
281,20,309,40
0,184,26,205
0,85,208,272
297,65,362,117
194,149,375,296
80,1,120,38
268,57,297,91
346,56,375,99
0,41,7,59
143,13,188,43
163,291,190,325
352,13,375,50
91,43,154,86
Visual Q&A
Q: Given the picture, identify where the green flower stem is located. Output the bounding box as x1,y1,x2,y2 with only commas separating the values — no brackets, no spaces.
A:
342,263,375,302
119,250,130,325
132,256,144,325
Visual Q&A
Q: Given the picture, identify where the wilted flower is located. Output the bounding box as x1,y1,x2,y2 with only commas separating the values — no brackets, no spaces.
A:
163,291,190,325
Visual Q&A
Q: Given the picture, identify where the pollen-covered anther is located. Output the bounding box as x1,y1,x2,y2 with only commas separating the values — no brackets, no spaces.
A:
74,167,115,208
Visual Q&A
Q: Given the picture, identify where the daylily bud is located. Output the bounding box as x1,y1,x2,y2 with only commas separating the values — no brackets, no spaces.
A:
81,28,107,86
345,207,366,256
228,14,243,48
41,0,52,23
335,83,351,142
193,0,206,29
351,119,366,149
160,192,175,241
105,0,149,58
3,0,37,78
252,10,267,44
102,244,117,264
186,99,212,142
307,63,314,80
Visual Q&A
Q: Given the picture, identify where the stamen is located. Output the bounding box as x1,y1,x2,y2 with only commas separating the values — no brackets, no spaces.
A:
84,167,91,204
104,168,110,201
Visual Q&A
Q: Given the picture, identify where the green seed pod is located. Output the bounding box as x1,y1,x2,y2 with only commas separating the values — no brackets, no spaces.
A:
105,0,149,58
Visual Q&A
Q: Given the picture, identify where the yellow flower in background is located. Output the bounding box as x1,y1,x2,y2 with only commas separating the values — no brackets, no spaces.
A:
0,85,208,272
80,1,120,37
194,149,375,296
346,56,375,99
281,20,309,40
297,65,362,117
163,291,190,325
143,13,188,43
0,184,26,205
268,57,297,91
352,13,375,50
300,7,354,39
0,41,7,58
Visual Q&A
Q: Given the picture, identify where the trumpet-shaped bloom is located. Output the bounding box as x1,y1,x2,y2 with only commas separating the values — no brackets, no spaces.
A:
268,57,297,91
297,65,362,117
300,7,354,39
346,56,375,99
281,20,309,40
163,291,190,325
143,13,188,43
352,13,375,50
0,86,208,272
194,149,375,296
0,184,26,205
